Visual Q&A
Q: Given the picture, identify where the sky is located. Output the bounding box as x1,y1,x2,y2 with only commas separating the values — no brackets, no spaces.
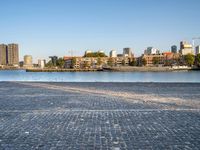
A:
0,0,200,62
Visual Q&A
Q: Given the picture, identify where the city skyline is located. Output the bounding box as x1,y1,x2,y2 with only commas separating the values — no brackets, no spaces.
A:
1,0,200,62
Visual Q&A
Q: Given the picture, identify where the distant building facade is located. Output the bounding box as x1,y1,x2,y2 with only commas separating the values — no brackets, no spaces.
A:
180,41,193,55
0,44,7,65
110,50,117,58
171,45,177,53
195,45,200,55
7,44,19,66
139,52,180,66
24,55,33,68
38,59,46,69
144,47,160,55
0,43,19,66
123,48,133,58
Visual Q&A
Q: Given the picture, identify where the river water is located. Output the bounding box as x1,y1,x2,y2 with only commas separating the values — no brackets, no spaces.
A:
0,70,199,82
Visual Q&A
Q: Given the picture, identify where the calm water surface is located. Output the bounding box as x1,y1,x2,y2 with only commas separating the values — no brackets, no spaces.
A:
0,70,199,82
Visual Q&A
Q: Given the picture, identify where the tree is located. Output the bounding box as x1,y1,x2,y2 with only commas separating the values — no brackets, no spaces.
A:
107,58,114,67
164,60,172,66
129,58,136,66
152,57,159,65
71,57,77,68
84,52,107,57
97,57,102,66
45,60,53,68
195,54,200,67
83,61,90,69
184,53,195,66
122,60,126,66
56,58,65,68
175,57,181,65
142,58,147,66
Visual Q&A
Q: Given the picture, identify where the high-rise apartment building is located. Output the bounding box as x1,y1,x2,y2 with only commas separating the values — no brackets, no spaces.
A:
180,41,193,55
123,48,133,58
196,45,200,55
0,44,7,65
7,44,19,66
110,50,117,58
171,45,177,53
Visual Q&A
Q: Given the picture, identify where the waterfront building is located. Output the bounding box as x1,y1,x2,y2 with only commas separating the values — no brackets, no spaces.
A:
64,56,109,69
195,45,200,55
162,52,180,65
123,48,133,58
24,55,33,68
110,50,117,58
171,45,177,53
140,54,164,66
145,47,160,55
0,44,7,65
38,59,46,69
180,41,193,55
7,44,19,66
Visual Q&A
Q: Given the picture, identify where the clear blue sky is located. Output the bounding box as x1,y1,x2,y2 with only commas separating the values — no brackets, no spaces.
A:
0,0,200,62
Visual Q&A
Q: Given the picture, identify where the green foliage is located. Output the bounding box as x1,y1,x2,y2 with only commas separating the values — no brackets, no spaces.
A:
152,57,159,65
164,60,172,66
184,53,195,66
129,58,136,66
97,57,102,66
56,58,65,68
45,60,53,68
195,54,200,67
122,60,126,66
107,58,114,66
142,58,147,66
71,57,77,68
83,61,90,69
45,58,65,68
84,52,107,57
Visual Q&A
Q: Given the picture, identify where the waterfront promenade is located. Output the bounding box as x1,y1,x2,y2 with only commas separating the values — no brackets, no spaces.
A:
0,82,200,149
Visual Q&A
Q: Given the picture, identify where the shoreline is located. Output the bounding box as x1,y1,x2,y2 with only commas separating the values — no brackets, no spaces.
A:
0,66,199,72
26,66,197,72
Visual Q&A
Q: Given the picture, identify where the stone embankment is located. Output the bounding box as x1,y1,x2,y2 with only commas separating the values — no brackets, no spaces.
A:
26,68,103,72
103,66,193,72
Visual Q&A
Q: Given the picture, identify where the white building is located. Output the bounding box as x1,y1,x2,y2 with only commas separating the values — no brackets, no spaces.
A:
180,41,194,55
110,50,117,58
145,47,160,55
196,45,200,55
38,59,46,69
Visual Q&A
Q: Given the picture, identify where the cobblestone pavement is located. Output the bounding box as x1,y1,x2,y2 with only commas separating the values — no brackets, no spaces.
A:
0,82,200,150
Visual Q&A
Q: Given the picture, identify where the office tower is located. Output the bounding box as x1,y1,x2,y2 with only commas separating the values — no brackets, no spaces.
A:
196,45,200,55
123,48,133,57
145,47,160,55
0,44,7,65
110,50,117,58
171,45,177,53
180,41,193,55
7,43,19,65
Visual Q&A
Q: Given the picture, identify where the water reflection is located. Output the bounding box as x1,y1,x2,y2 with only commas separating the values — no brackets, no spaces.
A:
0,70,199,82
